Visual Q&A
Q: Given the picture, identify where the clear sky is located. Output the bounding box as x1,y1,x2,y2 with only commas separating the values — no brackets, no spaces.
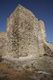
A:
0,0,53,43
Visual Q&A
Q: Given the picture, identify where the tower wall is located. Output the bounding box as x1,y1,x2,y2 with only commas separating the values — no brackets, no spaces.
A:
7,5,39,57
38,20,46,55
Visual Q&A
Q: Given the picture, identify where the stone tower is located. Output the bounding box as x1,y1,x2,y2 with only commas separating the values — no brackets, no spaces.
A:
7,5,39,57
0,4,52,59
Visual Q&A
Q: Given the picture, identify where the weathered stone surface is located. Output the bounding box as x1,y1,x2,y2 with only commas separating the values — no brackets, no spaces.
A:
7,5,39,57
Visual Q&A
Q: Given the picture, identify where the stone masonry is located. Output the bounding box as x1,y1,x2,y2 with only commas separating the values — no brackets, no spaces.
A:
0,5,53,58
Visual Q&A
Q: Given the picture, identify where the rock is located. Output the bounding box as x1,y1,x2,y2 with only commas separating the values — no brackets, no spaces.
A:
0,63,53,80
44,42,53,57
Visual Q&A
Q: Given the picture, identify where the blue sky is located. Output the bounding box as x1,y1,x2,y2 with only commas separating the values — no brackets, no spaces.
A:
0,0,53,43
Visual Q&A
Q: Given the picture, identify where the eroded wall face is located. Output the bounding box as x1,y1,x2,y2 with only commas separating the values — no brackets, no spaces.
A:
37,20,46,55
7,6,39,57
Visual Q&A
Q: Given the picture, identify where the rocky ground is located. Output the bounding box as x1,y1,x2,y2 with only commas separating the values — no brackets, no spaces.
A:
0,56,53,80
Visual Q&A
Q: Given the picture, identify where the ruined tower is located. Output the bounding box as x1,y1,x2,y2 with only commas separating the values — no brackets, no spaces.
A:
7,5,39,57
0,5,47,57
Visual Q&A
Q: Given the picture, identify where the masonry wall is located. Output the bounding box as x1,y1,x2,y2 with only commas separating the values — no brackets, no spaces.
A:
0,5,48,58
7,5,39,57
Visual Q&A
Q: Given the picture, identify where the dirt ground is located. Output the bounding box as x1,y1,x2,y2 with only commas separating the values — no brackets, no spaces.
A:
0,62,53,80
